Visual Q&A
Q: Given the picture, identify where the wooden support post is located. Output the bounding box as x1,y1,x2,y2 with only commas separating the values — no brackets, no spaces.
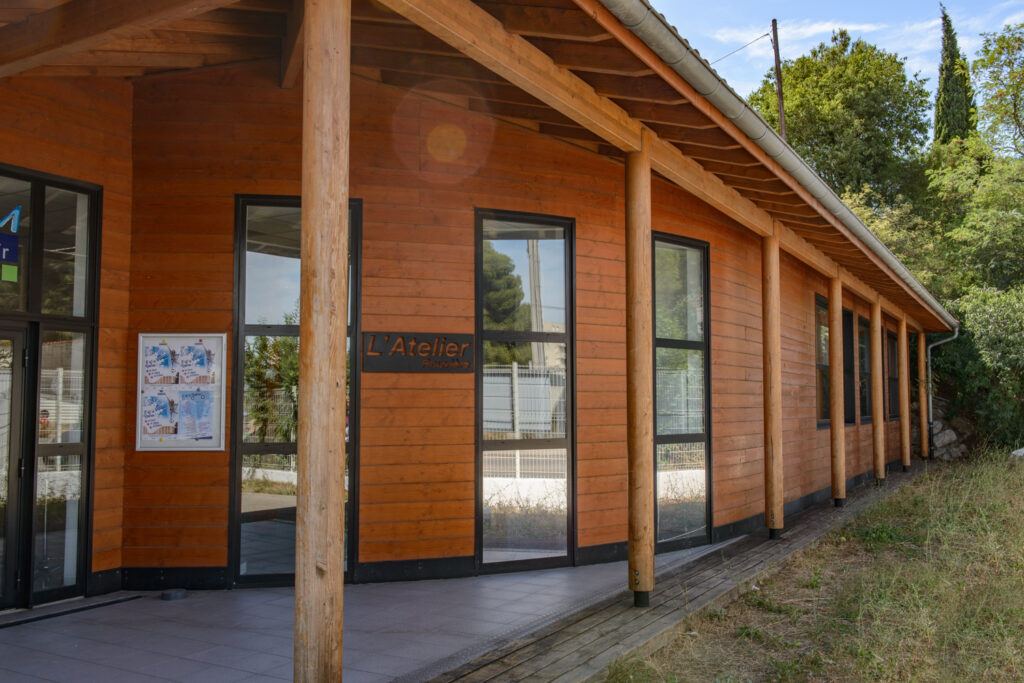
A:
762,231,783,537
871,300,885,481
295,0,349,678
626,129,654,607
898,316,911,471
828,277,845,505
918,332,929,458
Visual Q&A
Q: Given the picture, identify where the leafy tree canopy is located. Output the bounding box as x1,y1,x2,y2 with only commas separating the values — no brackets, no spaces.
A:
973,22,1024,155
749,30,931,204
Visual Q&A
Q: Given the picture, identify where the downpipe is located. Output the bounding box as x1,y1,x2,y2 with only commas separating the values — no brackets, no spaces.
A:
926,325,960,458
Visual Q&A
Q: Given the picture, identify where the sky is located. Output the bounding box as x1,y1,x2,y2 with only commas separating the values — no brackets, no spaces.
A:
654,0,1024,104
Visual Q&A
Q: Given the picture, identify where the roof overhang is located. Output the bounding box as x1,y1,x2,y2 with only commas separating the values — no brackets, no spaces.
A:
0,0,955,331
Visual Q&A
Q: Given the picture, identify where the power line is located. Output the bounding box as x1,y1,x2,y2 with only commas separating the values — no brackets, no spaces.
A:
710,31,770,65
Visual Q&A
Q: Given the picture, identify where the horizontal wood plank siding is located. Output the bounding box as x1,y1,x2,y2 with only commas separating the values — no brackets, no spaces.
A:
0,75,134,573
126,63,301,568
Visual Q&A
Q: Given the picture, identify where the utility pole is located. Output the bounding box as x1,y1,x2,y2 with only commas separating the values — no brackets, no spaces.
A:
771,18,787,141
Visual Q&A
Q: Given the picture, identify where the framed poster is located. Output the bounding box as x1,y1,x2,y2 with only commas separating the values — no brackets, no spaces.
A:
136,333,226,451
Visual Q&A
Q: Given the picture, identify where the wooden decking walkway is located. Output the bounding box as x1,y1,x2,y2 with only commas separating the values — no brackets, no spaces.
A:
432,464,923,682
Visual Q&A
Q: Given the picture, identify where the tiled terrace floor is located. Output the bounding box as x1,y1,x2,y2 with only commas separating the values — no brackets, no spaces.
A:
0,463,922,682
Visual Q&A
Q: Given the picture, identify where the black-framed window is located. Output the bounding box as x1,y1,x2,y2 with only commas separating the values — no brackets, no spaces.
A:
233,196,361,584
886,330,899,420
0,163,101,609
653,234,710,548
858,316,871,423
476,209,573,568
815,295,829,425
842,309,855,424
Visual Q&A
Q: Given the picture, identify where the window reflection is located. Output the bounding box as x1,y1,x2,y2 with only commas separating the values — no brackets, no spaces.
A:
482,448,567,563
482,341,566,441
245,205,301,326
38,331,86,444
33,453,82,592
481,221,565,333
655,348,704,435
655,242,703,341
656,443,706,542
41,188,89,318
243,335,299,444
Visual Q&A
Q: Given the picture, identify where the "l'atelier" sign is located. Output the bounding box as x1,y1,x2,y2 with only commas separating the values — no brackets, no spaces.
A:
362,332,474,373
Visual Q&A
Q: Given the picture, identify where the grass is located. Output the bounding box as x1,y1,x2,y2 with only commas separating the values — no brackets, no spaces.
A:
241,478,297,496
604,446,1024,682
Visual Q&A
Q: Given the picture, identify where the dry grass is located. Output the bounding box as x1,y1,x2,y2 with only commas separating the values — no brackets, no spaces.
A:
604,447,1024,682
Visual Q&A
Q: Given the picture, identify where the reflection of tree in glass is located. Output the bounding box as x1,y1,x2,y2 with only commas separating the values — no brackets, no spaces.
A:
482,242,533,365
655,247,701,340
245,307,299,443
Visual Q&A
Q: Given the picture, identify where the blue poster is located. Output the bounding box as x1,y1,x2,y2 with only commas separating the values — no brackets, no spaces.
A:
178,389,214,440
0,234,17,263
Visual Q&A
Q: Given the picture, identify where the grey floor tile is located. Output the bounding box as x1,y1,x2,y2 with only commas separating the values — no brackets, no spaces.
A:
186,645,291,675
0,668,54,682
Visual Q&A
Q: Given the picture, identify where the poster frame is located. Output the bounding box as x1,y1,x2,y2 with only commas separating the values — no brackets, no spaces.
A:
135,332,227,451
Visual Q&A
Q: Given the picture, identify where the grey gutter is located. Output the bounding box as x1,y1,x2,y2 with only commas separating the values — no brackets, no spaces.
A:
597,0,957,330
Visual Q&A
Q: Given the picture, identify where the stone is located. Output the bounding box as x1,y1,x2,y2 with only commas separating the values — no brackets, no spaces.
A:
933,429,958,449
1011,448,1024,463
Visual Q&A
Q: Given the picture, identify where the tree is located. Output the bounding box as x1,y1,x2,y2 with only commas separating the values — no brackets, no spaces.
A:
749,31,930,204
481,242,532,364
973,22,1024,155
934,6,977,144
927,136,1024,295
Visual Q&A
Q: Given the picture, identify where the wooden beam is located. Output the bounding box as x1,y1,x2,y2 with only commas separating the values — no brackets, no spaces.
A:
778,224,837,278
280,0,304,88
526,37,653,76
476,2,611,42
871,299,885,480
295,0,348,677
578,72,687,104
613,100,716,129
0,0,237,77
918,332,929,459
626,129,654,606
762,230,783,536
375,0,642,151
829,276,846,504
649,136,772,237
898,316,911,470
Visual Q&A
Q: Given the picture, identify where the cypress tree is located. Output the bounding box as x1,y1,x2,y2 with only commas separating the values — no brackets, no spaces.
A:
934,5,976,143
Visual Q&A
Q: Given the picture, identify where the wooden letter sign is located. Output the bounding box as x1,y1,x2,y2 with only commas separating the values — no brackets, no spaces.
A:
362,332,474,372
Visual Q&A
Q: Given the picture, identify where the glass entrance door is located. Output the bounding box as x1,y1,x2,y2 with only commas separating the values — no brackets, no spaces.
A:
0,329,27,609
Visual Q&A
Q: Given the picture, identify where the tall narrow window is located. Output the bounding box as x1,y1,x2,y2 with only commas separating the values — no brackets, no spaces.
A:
653,236,710,547
477,209,571,566
887,331,899,419
842,309,855,424
235,198,359,580
815,296,829,424
858,316,871,422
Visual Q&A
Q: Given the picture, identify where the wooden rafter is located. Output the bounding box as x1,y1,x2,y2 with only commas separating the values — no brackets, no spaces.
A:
374,0,776,236
0,0,238,77
280,0,303,88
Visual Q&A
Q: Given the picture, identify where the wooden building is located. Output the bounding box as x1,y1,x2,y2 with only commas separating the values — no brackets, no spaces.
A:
0,0,954,675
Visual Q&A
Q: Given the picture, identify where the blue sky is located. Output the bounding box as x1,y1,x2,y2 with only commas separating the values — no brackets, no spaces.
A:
655,0,1024,104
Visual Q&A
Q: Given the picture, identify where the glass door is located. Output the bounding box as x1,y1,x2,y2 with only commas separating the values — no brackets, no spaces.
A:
0,329,26,609
234,197,360,584
32,329,88,602
653,236,711,549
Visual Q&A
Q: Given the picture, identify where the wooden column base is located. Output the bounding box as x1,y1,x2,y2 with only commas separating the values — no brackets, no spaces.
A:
769,528,782,540
633,591,650,608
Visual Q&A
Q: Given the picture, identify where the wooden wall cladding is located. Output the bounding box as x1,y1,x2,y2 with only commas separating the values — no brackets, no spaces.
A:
0,76,134,573
127,62,301,568
652,182,764,528
107,58,910,569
